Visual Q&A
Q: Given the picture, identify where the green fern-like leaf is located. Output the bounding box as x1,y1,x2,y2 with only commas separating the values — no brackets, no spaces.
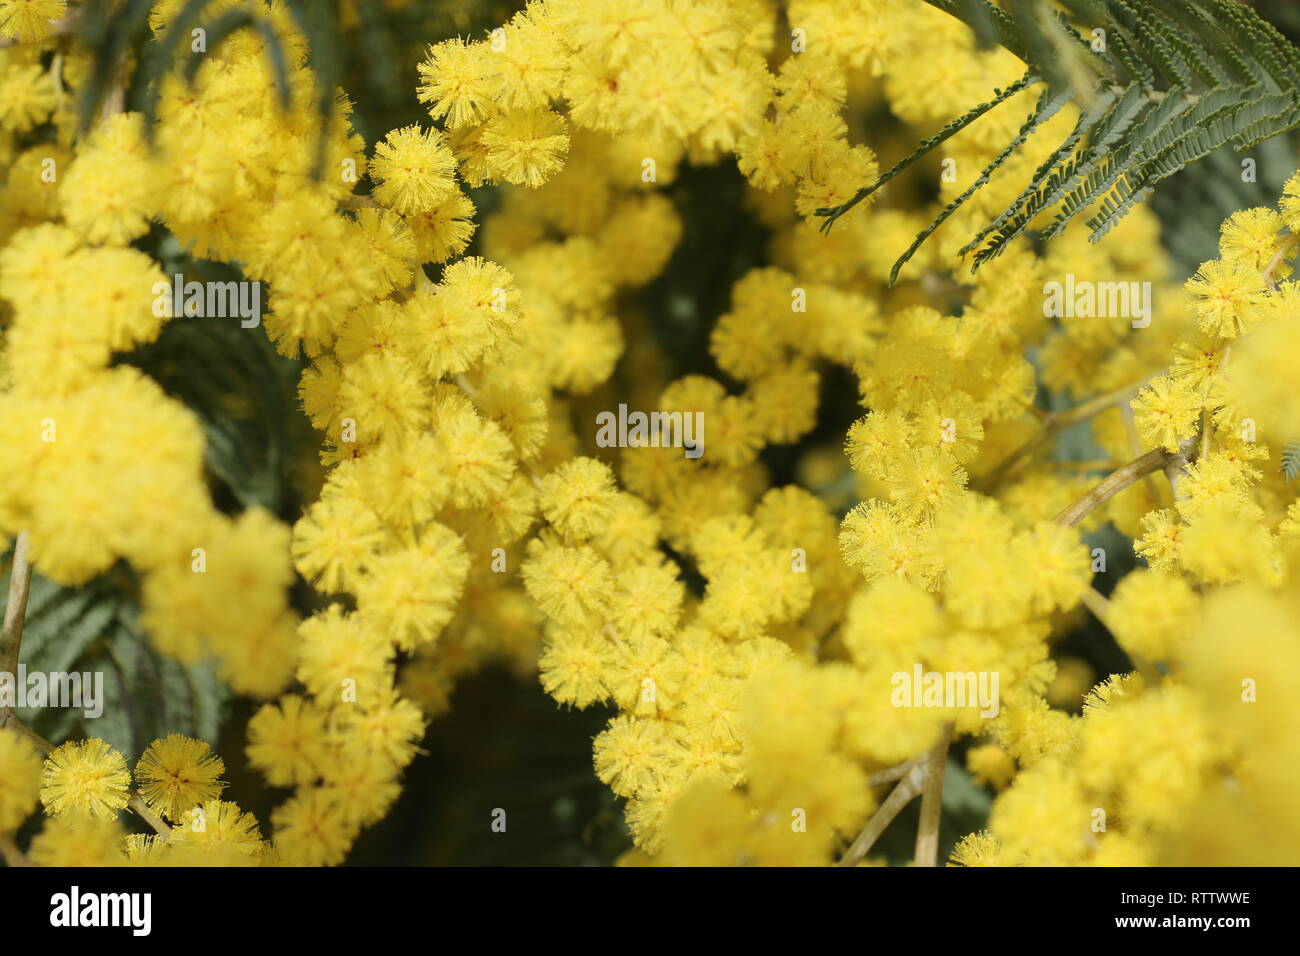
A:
818,71,1040,233
122,302,303,516
93,0,336,172
0,562,229,754
817,0,1300,282
1282,442,1300,481
887,84,1074,284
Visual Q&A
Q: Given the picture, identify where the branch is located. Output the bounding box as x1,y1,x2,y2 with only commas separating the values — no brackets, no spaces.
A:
99,79,125,123
129,794,171,841
1053,448,1173,527
837,762,926,867
0,531,32,732
1079,584,1162,684
866,757,921,787
339,194,381,211
1262,233,1298,293
1163,444,1193,501
6,718,169,841
4,717,52,756
0,832,30,867
976,382,1146,491
913,722,954,867
1078,585,1112,630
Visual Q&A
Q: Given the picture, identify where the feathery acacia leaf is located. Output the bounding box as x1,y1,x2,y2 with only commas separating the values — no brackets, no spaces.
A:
818,0,1300,281
817,71,1040,234
1283,442,1300,481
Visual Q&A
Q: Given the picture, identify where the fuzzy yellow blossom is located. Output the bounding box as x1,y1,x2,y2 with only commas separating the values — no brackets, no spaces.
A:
539,457,619,539
369,125,459,215
1185,258,1268,338
295,606,393,704
134,735,226,822
417,37,494,128
168,799,264,858
593,715,671,798
246,695,330,788
0,727,41,831
886,448,969,521
522,540,614,626
29,816,126,867
481,108,571,187
989,759,1091,865
0,0,1296,874
272,788,358,866
0,0,66,42
356,536,469,650
950,830,1012,866
1225,311,1300,438
1218,207,1285,271
539,627,615,708
1131,376,1201,452
966,744,1017,791
843,575,938,667
40,739,131,821
1107,570,1199,664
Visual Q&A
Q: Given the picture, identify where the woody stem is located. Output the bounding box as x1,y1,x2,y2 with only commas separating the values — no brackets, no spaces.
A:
837,764,926,867
0,832,30,867
1054,448,1173,527
913,722,953,867
0,531,32,733
978,382,1147,490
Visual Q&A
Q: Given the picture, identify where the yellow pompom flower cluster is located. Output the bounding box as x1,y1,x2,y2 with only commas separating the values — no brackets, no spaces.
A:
954,174,1300,867
20,733,270,865
0,228,298,698
2,0,1298,870
527,479,871,861
0,726,42,831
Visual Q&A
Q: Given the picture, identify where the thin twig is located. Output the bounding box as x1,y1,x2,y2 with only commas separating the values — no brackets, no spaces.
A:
1121,402,1165,503
1079,586,1112,630
866,758,920,787
454,373,481,400
1044,459,1114,472
0,531,33,732
837,763,926,867
913,723,954,867
51,52,65,104
1080,586,1161,684
339,194,381,211
1163,449,1190,501
976,382,1146,491
1261,233,1298,293
129,794,171,841
3,715,169,841
0,832,30,867
1054,448,1173,527
99,79,125,123
5,718,52,756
